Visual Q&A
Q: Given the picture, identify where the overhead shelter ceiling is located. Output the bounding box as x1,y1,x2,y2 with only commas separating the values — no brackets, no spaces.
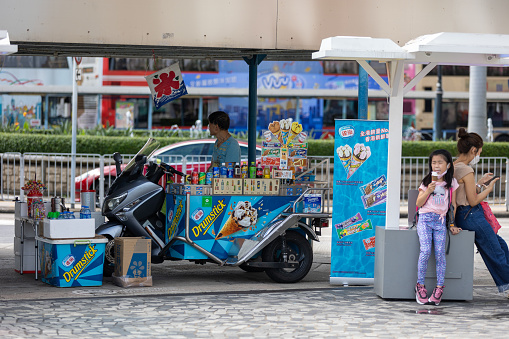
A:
3,0,509,60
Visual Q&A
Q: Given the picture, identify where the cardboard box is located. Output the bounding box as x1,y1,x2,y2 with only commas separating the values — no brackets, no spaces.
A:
183,185,212,196
15,201,28,218
261,156,280,168
303,194,322,213
43,219,95,239
37,235,108,287
280,185,305,196
212,179,243,195
243,179,279,195
113,237,152,288
15,254,38,273
15,219,36,238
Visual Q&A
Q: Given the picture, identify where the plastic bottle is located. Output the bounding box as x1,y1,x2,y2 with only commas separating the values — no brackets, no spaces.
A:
263,166,270,179
220,163,227,178
249,162,256,179
241,163,248,178
67,208,76,219
256,163,263,178
227,163,234,178
234,163,241,178
80,206,92,219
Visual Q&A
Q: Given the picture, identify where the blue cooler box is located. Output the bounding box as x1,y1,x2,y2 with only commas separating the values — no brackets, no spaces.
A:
36,236,108,287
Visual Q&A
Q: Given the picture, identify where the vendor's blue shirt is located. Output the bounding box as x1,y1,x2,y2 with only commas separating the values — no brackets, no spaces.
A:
212,136,241,165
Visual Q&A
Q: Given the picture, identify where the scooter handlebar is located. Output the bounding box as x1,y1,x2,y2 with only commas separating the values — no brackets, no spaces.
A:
160,163,185,177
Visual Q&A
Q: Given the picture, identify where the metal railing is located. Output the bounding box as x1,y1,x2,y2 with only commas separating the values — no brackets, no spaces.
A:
1,153,507,210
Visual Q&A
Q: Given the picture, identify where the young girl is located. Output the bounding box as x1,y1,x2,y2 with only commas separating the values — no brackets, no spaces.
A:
414,149,460,305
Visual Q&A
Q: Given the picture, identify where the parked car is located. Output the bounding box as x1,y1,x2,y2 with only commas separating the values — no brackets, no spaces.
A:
75,139,262,201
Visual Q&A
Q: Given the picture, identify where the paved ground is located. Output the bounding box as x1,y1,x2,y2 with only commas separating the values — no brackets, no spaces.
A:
1,205,508,337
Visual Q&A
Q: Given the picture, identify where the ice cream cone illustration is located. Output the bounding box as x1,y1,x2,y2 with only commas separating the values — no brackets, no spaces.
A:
268,121,283,144
280,119,291,144
336,145,352,174
287,121,303,144
216,201,258,239
347,144,371,179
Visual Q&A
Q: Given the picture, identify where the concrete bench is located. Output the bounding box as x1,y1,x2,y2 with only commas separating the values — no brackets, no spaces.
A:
374,190,475,301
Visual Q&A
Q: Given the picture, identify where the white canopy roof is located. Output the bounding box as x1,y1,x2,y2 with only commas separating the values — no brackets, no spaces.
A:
313,32,509,66
0,30,17,55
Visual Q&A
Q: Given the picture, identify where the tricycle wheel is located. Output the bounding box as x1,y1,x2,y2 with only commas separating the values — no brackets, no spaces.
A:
262,231,313,283
239,262,265,273
103,236,115,277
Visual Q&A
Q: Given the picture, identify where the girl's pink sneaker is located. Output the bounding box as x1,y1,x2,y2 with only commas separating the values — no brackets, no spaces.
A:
415,283,428,305
428,286,444,305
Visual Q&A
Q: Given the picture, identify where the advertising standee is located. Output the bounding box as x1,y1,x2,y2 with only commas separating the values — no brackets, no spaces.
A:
330,120,389,285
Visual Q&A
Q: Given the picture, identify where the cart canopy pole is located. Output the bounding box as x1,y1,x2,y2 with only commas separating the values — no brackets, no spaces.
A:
243,54,266,165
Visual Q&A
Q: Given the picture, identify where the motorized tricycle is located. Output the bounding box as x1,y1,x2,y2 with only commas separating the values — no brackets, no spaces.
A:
96,138,330,283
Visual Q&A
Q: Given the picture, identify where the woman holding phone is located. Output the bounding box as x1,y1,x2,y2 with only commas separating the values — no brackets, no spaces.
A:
453,128,509,298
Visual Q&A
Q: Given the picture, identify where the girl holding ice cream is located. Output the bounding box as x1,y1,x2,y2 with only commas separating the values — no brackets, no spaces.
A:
414,149,459,305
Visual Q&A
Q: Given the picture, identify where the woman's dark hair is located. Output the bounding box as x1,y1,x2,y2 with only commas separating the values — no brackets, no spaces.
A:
208,111,230,131
457,127,483,155
421,149,455,188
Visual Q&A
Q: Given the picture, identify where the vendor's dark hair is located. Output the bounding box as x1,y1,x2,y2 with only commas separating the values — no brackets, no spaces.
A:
208,111,230,131
457,127,483,155
421,149,454,189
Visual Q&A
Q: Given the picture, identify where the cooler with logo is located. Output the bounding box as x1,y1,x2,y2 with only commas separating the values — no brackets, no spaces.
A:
36,236,108,287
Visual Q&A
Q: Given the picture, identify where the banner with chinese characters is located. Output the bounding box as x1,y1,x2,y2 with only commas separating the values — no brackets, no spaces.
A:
331,119,388,285
145,62,188,109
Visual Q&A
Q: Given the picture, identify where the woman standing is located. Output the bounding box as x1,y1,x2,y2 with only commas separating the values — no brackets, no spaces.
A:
454,128,509,298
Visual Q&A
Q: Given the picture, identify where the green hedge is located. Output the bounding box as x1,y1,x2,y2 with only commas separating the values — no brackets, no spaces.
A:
0,133,508,157
0,133,192,155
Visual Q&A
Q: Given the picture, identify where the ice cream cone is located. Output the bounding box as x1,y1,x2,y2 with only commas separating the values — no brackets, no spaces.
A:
215,215,242,239
215,201,258,240
287,122,303,144
274,130,284,144
347,154,367,179
268,121,283,144
346,144,370,179
336,145,352,174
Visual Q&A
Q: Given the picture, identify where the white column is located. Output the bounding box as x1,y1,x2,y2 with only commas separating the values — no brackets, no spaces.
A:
468,66,487,140
385,61,405,229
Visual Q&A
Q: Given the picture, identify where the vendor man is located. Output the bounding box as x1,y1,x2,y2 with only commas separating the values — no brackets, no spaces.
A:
207,111,241,170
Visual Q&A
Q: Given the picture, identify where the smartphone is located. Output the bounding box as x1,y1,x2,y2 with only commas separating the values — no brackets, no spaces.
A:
483,176,500,186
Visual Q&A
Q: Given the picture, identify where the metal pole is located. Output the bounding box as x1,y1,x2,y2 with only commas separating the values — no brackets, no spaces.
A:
295,97,300,123
44,96,49,129
198,97,203,123
243,54,266,165
433,65,443,141
71,58,78,207
358,61,369,119
148,98,153,131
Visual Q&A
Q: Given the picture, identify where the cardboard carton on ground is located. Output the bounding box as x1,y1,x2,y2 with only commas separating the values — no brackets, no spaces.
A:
113,237,152,288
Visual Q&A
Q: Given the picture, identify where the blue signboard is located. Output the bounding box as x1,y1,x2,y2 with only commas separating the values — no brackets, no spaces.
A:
331,119,389,285
166,195,295,260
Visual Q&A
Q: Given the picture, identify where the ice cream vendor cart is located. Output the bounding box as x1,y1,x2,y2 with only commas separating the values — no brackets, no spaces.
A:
163,161,331,283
